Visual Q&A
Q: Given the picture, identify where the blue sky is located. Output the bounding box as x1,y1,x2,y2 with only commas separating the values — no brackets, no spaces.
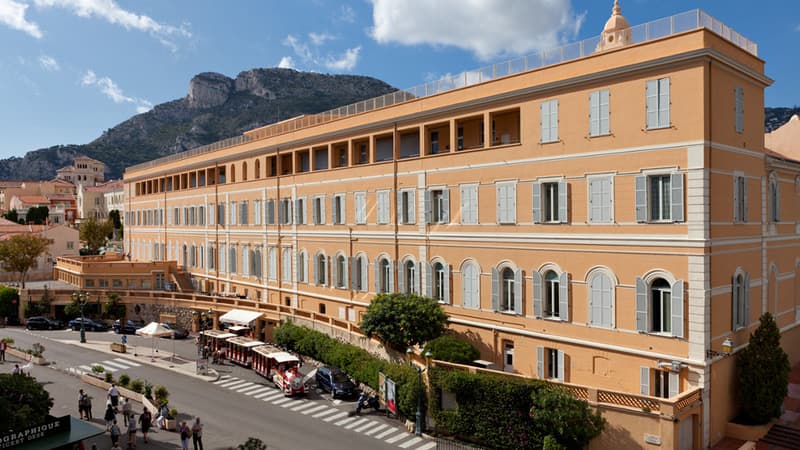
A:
0,0,798,161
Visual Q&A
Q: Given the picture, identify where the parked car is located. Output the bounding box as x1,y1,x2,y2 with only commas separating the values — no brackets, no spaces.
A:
68,317,109,332
160,322,189,339
25,316,63,330
316,366,357,398
113,319,144,334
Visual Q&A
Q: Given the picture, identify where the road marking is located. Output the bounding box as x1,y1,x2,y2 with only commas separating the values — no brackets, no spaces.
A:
345,418,369,430
375,428,397,439
270,397,292,405
114,358,140,367
99,365,117,372
322,411,349,423
311,407,338,418
232,382,255,391
252,389,276,399
79,365,93,372
354,420,379,433
280,399,302,408
333,399,342,405
213,376,234,384
240,385,267,395
385,432,409,444
302,404,329,415
335,416,357,427
362,423,388,436
398,437,423,448
290,402,318,412
416,441,437,450
101,360,134,369
261,392,285,402
219,380,248,389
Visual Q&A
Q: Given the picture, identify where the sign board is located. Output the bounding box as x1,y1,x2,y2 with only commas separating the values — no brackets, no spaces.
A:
385,377,397,417
0,415,70,449
378,372,386,406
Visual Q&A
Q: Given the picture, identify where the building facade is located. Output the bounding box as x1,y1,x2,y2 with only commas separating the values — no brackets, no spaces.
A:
55,155,105,190
122,7,798,448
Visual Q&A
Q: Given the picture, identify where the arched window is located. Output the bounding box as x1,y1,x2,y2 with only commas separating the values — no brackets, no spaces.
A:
461,262,479,309
254,159,261,179
376,258,392,293
433,262,445,302
281,247,291,282
650,278,671,333
242,162,248,181
501,268,516,312
228,245,237,274
732,272,749,330
268,247,277,280
589,272,613,328
296,251,307,283
404,260,416,294
230,164,236,183
543,270,560,318
316,254,327,286
241,246,249,276
253,248,262,278
353,255,365,291
335,255,347,288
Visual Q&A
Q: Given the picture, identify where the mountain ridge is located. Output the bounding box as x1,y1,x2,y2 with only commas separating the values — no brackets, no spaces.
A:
0,68,396,181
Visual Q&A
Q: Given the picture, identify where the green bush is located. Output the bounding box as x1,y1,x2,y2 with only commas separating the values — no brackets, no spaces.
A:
429,368,604,450
118,374,130,387
130,379,144,394
0,286,19,319
275,321,423,418
143,381,153,399
154,385,169,404
104,372,113,383
92,365,105,374
423,334,480,364
1,337,13,345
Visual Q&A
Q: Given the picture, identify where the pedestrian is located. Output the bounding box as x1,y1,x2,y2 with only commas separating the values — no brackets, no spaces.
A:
156,404,169,429
0,339,6,362
191,417,204,450
78,389,89,420
12,364,21,375
104,402,116,430
126,412,137,446
121,398,132,426
139,408,152,443
179,421,190,450
86,394,93,420
109,420,121,447
108,383,120,411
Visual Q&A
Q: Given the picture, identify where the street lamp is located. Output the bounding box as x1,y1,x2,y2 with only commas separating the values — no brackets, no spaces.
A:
407,348,430,437
72,291,89,343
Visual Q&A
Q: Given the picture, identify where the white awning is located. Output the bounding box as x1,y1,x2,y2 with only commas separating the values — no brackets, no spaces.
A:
218,309,263,326
227,325,249,332
135,322,174,337
268,351,299,363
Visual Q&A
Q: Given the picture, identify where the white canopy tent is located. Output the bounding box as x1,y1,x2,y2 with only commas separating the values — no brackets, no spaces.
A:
136,322,175,361
219,309,263,327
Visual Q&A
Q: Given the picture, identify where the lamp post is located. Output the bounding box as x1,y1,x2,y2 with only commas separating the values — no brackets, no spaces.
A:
72,291,88,343
195,309,212,374
407,348,430,437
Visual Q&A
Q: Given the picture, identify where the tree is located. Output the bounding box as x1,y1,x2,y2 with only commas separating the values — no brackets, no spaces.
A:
79,217,113,254
103,293,126,320
0,286,19,319
0,373,54,432
737,312,790,424
108,209,123,239
0,234,50,288
359,293,447,350
25,206,49,225
423,334,480,364
529,387,605,449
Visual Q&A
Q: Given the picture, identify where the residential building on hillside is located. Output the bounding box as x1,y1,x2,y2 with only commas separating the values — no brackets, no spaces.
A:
105,4,800,449
55,155,105,190
77,179,123,223
0,220,79,282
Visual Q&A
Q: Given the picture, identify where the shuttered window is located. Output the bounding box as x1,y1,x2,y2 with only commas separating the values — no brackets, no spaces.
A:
461,262,480,309
496,182,516,224
589,273,613,328
733,175,747,223
589,89,610,137
588,176,613,223
460,184,478,224
734,86,744,133
635,173,684,223
354,192,367,224
540,99,559,143
646,78,670,129
377,191,390,224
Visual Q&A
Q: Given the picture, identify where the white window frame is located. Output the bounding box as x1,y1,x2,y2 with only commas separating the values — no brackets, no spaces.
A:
588,271,614,328
589,89,610,137
587,175,614,224
398,189,416,225
646,77,670,130
540,99,559,143
253,200,261,225
229,201,237,226
376,190,390,224
295,197,306,225
281,247,292,282
732,271,750,330
496,181,517,224
460,183,478,225
461,261,480,309
354,192,367,224
312,195,326,225
733,173,747,223
635,172,684,223
332,194,346,225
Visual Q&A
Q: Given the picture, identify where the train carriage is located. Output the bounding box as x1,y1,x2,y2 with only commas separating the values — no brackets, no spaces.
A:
225,336,265,367
200,330,237,356
252,345,306,396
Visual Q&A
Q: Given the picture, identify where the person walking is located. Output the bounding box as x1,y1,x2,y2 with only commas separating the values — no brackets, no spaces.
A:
78,389,89,420
126,412,137,447
191,417,204,450
121,398,132,426
108,384,120,411
179,421,190,450
104,402,116,430
0,339,6,362
109,420,121,447
12,364,21,375
139,408,152,443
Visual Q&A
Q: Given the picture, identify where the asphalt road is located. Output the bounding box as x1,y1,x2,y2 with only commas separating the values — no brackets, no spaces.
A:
2,326,433,450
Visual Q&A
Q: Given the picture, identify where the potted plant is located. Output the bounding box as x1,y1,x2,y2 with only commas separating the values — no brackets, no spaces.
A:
165,407,178,431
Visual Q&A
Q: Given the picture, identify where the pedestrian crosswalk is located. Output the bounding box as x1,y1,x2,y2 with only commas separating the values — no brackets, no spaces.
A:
212,374,432,449
62,357,141,376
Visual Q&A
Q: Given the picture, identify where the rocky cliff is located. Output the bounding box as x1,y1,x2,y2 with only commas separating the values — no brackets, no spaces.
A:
0,68,396,180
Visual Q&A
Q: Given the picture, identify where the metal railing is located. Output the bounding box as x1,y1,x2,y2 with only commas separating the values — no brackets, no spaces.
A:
126,9,755,174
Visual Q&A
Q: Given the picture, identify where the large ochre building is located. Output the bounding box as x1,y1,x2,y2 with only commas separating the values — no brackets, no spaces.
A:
110,4,798,448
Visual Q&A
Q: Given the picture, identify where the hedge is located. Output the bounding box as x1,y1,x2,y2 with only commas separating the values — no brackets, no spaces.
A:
423,334,480,364
275,321,423,418
429,368,604,450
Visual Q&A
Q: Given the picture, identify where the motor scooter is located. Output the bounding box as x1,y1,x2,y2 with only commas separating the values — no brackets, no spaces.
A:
355,392,380,415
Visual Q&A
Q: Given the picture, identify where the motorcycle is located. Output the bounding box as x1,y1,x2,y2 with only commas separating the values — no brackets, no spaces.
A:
355,393,380,415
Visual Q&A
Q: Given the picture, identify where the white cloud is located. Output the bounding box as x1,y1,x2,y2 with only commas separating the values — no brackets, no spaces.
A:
81,69,151,113
38,54,60,71
324,46,360,71
277,56,295,69
309,31,334,46
0,0,43,38
369,0,585,61
336,5,355,23
283,34,360,72
32,0,191,50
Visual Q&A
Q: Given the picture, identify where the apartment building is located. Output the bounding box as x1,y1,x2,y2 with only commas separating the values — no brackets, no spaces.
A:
122,5,799,448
